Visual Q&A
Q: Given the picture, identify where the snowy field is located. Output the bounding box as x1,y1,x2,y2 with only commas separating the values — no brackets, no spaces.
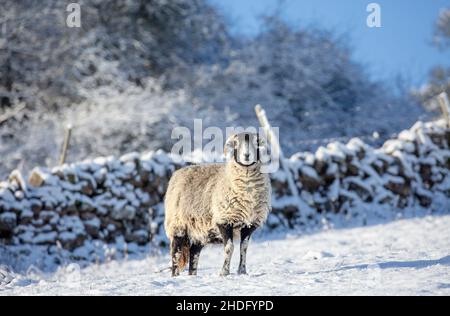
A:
1,215,449,296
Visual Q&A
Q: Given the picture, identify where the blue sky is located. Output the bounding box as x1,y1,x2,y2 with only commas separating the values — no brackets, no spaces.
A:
209,0,450,87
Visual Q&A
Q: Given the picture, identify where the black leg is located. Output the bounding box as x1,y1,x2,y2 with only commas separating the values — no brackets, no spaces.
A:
171,236,186,277
218,224,234,276
189,243,203,276
238,225,257,275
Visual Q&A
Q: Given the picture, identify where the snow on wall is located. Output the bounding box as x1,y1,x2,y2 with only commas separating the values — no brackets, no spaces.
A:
270,120,450,229
0,120,449,258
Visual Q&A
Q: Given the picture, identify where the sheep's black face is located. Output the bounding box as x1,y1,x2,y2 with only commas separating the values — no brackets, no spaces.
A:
225,132,265,167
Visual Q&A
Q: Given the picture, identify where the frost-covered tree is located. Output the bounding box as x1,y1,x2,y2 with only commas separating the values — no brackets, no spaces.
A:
0,1,426,177
0,0,229,111
0,0,84,110
78,0,230,85
433,8,450,49
188,16,423,151
0,0,230,175
414,8,450,110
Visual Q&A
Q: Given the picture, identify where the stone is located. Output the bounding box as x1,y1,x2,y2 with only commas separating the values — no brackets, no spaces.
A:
125,229,149,245
84,217,101,237
0,212,17,237
39,211,57,222
30,199,43,214
58,231,85,250
33,232,58,245
28,169,45,187
111,202,136,221
384,180,410,197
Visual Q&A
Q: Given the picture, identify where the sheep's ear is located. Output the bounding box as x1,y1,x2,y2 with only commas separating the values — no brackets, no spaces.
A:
224,135,237,157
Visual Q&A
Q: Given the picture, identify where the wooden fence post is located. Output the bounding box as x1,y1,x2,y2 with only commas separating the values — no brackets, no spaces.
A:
255,105,300,201
59,124,72,165
437,92,450,128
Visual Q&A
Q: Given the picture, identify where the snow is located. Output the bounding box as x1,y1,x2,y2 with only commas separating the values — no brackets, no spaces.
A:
0,212,16,223
300,165,319,180
1,215,449,296
328,179,340,202
33,232,58,245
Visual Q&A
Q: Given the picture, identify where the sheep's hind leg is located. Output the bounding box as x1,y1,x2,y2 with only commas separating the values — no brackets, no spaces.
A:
171,236,186,277
238,225,256,275
218,224,234,276
189,243,203,276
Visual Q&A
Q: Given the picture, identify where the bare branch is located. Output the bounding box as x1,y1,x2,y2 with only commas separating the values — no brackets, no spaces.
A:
0,103,26,125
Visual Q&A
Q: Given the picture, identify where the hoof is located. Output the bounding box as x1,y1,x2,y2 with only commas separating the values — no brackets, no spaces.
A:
220,270,230,277
238,269,247,275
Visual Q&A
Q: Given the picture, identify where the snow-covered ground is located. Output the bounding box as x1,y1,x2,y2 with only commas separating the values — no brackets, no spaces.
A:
1,215,449,296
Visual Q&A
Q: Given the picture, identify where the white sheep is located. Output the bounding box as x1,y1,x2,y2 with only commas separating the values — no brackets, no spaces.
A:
164,132,272,276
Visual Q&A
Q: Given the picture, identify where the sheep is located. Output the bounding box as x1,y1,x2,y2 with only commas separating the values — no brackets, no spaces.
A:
164,132,272,277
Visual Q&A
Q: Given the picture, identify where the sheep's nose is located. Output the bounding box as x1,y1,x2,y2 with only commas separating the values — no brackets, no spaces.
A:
244,153,250,161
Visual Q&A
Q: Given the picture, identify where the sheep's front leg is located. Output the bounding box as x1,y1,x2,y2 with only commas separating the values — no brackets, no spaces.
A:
238,225,256,275
218,224,234,276
189,243,203,276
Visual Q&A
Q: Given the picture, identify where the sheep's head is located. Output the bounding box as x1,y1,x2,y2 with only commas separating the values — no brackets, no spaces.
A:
224,132,266,167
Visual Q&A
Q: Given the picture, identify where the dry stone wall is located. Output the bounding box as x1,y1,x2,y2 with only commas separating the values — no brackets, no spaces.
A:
0,120,449,252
